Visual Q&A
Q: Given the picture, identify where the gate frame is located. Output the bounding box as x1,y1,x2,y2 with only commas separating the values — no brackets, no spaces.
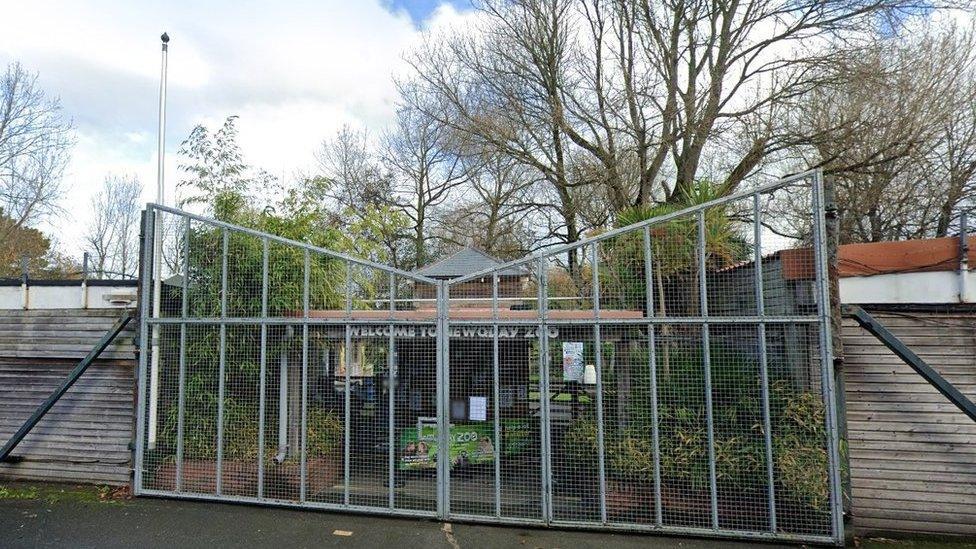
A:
439,168,843,544
133,168,844,546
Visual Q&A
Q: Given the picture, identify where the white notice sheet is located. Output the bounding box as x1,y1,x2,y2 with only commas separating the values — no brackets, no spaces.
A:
469,396,487,421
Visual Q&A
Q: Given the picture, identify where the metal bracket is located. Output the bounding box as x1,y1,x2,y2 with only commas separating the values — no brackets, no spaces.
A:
845,305,976,423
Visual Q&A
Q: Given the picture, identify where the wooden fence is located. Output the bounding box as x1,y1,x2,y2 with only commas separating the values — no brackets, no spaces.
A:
0,309,136,485
842,306,976,536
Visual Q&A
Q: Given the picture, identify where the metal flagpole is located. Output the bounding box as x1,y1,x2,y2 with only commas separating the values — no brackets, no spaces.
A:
147,32,169,449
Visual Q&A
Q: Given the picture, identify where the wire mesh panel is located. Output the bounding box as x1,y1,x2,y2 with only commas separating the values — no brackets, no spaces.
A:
442,171,843,544
135,205,440,519
444,267,547,522
136,169,842,545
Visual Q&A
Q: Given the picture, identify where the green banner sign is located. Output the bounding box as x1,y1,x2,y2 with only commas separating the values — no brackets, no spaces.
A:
398,419,533,470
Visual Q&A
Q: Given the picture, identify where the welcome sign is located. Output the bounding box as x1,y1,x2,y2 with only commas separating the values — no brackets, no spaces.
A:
347,325,559,339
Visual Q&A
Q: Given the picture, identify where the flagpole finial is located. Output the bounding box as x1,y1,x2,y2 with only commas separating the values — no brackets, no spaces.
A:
161,32,170,49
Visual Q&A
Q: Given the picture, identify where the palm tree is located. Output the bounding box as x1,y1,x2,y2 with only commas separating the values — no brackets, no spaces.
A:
613,180,748,378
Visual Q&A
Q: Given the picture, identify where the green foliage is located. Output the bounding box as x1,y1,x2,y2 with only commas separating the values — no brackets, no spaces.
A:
562,412,599,468
772,382,829,510
177,116,278,209
306,409,343,458
156,118,357,465
160,388,343,462
560,347,830,513
604,180,748,311
0,485,38,500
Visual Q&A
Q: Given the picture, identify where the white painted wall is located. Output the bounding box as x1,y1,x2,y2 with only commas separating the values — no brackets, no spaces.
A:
0,284,137,310
840,270,975,304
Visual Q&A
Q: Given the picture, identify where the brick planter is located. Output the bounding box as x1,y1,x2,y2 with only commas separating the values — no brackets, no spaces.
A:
151,457,340,498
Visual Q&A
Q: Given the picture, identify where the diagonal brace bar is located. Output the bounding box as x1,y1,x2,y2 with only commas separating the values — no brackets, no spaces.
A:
846,305,976,423
0,311,134,462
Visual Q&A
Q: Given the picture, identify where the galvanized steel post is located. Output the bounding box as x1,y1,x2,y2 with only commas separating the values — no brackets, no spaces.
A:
753,193,777,532
591,243,607,524
257,237,269,498
697,210,719,529
216,228,228,495
643,226,663,527
811,171,844,543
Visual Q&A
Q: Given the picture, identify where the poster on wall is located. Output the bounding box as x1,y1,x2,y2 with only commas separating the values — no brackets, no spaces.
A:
562,342,584,382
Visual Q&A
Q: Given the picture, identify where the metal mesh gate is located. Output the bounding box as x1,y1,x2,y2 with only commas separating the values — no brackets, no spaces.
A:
135,170,843,544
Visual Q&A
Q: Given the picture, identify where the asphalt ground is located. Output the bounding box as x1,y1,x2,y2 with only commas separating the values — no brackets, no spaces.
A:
0,483,971,549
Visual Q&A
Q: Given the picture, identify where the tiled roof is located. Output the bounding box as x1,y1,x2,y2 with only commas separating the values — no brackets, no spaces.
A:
414,246,530,278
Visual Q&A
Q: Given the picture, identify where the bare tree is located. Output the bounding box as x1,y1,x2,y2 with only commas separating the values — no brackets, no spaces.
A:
382,97,468,268
789,24,976,242
85,174,143,278
315,126,389,214
0,62,72,244
436,152,538,259
406,0,593,276
618,0,945,201
314,126,407,267
930,49,976,237
405,0,933,273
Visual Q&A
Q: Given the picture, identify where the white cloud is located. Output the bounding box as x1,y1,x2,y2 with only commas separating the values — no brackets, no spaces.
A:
0,0,469,255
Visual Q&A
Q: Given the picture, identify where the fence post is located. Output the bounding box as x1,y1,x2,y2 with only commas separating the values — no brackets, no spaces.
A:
344,261,352,507
134,207,155,494
591,243,607,524
81,251,89,309
216,229,228,496
388,271,396,510
812,171,845,544
436,279,450,519
20,254,28,310
753,193,777,533
176,218,190,492
257,237,268,498
697,210,719,530
492,273,501,518
823,174,851,522
299,249,310,503
537,257,552,523
642,226,663,527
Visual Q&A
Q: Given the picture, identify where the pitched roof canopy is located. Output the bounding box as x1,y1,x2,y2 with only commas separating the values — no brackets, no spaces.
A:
414,246,530,279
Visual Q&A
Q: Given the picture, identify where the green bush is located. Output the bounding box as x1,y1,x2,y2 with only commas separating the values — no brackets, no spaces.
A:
559,349,830,513
306,409,343,459
155,190,353,465
771,382,829,510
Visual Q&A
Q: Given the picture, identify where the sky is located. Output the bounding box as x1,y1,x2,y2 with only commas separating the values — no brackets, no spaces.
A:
0,0,472,256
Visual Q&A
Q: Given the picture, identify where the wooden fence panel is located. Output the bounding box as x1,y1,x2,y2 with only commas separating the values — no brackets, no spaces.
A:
843,309,976,536
0,309,136,485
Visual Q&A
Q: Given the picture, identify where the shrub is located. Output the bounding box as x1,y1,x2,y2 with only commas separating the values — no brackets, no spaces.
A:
558,349,831,514
306,409,343,459
771,382,829,510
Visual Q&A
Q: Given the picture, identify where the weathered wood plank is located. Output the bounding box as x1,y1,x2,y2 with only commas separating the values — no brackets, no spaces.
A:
852,481,973,506
842,308,976,537
0,309,135,486
854,516,976,536
851,461,976,482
